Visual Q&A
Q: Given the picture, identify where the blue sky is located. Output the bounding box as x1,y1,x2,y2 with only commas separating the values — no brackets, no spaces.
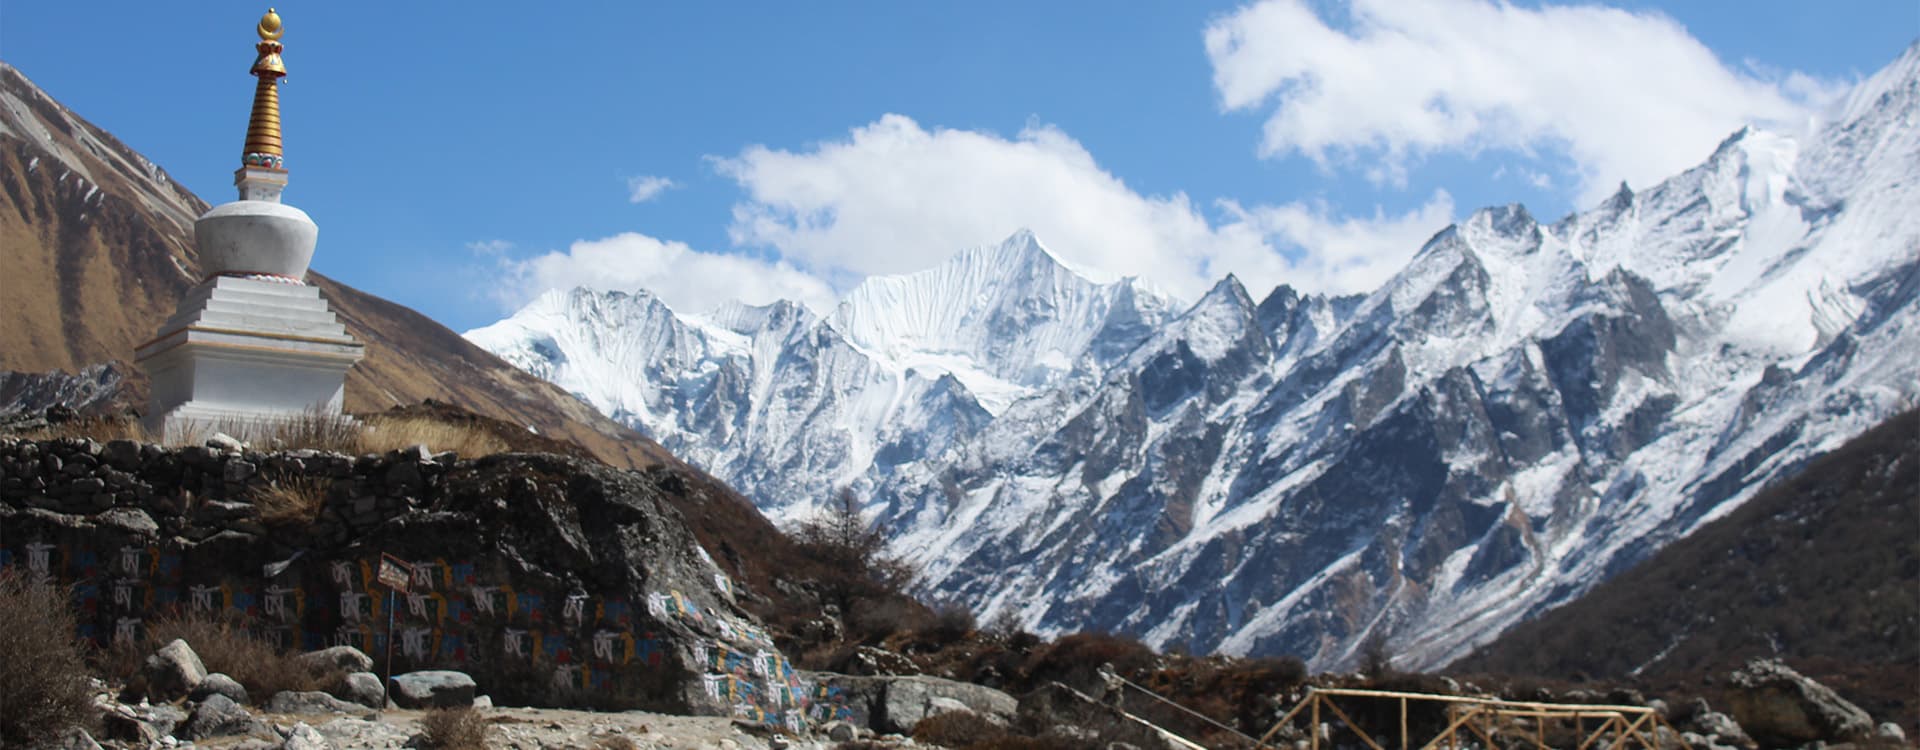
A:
4,1,1915,331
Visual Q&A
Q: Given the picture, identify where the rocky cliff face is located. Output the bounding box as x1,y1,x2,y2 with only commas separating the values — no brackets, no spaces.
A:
471,45,1920,671
0,436,816,727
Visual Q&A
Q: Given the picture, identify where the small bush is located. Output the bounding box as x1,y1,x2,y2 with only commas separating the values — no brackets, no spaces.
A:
253,475,332,527
0,570,95,745
417,706,490,750
927,603,977,645
115,611,336,701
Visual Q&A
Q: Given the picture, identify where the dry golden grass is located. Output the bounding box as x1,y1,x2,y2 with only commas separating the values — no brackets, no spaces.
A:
254,476,332,527
107,610,338,702
358,415,506,457
417,707,491,749
0,569,95,745
161,409,506,458
15,415,151,443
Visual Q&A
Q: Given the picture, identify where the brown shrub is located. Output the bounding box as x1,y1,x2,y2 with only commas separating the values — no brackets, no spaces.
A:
253,475,332,527
417,706,490,749
0,570,95,745
1023,632,1157,691
115,610,337,701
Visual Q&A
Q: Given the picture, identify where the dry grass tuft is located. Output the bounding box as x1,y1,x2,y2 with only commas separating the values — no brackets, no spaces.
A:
110,610,337,702
16,415,151,443
359,415,506,457
254,476,332,527
417,706,491,749
0,570,95,745
162,408,508,458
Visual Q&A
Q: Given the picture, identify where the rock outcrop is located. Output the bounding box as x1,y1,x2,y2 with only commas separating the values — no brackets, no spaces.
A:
0,437,812,728
1725,659,1875,746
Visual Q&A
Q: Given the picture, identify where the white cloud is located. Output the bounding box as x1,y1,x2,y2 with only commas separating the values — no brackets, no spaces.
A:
1205,0,1840,204
492,232,837,315
715,113,1440,302
626,175,677,204
1228,191,1457,295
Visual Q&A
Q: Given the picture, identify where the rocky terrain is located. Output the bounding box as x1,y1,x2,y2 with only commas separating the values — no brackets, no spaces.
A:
1460,408,1919,735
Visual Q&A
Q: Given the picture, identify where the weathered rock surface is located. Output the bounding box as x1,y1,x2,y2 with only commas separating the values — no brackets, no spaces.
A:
807,673,1017,734
1725,659,1874,746
143,638,207,702
300,646,374,674
389,670,476,709
281,722,332,750
190,672,250,706
178,694,262,740
334,671,386,708
265,690,366,716
1,440,806,726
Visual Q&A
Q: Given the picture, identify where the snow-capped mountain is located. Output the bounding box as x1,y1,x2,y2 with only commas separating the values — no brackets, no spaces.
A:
470,44,1920,670
467,229,1178,522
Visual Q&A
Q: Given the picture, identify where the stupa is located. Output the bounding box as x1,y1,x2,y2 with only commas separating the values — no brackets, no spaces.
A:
137,9,364,441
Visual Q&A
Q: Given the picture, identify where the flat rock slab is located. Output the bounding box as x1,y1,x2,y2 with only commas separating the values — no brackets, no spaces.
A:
389,670,477,709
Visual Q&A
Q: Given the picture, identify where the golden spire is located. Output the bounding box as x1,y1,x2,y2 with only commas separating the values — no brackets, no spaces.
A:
242,8,287,170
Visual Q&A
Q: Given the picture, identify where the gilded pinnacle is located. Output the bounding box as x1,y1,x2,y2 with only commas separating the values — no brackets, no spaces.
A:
243,8,287,170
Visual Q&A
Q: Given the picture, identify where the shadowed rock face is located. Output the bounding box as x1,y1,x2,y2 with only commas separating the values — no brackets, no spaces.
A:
0,438,813,726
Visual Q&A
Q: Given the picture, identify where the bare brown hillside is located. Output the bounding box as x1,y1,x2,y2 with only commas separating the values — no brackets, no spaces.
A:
0,62,669,470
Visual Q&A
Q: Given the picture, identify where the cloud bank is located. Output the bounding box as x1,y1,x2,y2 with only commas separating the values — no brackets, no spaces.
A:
1205,0,1841,204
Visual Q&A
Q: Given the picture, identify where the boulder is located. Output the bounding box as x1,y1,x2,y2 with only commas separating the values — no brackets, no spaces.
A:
191,672,251,706
332,671,387,708
298,646,374,674
1726,659,1874,746
823,721,858,742
1683,709,1753,748
282,722,332,750
389,670,477,709
1878,722,1907,742
143,638,208,702
877,675,1017,734
265,690,364,716
177,694,258,740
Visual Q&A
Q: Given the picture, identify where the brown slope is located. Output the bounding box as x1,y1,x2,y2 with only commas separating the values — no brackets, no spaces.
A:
0,62,670,469
1454,408,1920,731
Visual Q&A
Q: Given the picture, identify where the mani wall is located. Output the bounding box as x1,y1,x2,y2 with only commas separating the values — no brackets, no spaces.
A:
0,436,853,730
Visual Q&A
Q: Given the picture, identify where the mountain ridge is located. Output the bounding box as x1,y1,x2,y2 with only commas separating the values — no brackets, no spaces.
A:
473,48,1920,671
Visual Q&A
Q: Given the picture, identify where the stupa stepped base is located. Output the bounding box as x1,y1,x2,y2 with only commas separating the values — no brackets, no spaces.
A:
137,275,364,442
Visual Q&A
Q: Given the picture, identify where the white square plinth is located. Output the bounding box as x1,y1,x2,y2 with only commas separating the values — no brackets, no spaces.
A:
137,275,364,442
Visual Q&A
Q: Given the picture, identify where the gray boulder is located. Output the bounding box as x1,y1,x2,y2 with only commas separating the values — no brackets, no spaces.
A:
1684,708,1754,748
177,694,257,740
144,638,208,702
388,670,477,709
264,690,363,716
282,722,332,750
1726,659,1874,746
297,646,374,674
878,675,1017,734
331,672,386,708
191,672,250,706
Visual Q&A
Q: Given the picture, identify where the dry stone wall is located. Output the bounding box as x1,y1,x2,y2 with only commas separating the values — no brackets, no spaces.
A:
0,436,815,731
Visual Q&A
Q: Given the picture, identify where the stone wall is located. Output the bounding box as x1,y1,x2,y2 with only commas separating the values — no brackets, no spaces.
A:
0,436,816,731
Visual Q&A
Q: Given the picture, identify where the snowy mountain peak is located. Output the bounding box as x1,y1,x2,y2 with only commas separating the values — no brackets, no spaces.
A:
465,45,1920,676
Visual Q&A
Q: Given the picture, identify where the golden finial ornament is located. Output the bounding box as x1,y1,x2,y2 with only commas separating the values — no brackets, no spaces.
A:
242,8,288,170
